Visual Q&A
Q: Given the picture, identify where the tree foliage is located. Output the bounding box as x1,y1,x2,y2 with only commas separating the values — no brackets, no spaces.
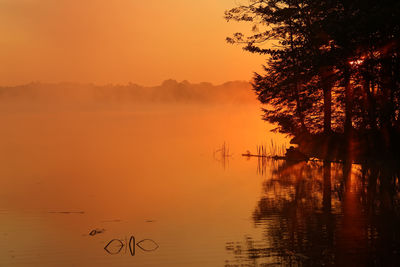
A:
225,0,400,143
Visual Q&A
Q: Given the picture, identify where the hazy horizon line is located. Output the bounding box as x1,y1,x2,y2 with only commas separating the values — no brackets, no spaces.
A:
0,79,252,88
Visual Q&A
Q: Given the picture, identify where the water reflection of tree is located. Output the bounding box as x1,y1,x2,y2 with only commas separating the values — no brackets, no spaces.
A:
226,161,400,266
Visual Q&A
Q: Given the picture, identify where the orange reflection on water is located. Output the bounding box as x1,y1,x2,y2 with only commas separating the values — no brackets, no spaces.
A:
337,164,367,265
0,102,288,266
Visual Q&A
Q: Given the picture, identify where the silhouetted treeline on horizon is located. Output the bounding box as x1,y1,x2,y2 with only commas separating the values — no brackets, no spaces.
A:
226,0,400,161
0,80,255,108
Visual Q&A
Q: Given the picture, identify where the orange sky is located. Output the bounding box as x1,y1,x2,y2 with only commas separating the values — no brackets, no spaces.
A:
0,0,264,86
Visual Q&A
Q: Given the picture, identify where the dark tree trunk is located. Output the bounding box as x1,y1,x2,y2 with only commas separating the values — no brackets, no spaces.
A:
343,65,353,162
294,82,308,133
288,16,308,134
363,78,377,130
344,66,353,136
321,66,334,134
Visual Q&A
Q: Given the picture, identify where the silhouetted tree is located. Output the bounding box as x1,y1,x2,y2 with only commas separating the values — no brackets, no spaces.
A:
226,0,400,159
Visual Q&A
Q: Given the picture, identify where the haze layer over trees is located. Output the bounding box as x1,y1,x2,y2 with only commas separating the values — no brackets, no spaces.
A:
0,80,254,111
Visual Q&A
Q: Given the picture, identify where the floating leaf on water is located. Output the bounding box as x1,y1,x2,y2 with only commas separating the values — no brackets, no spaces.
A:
89,230,97,236
104,239,124,255
136,239,159,251
89,228,105,236
129,236,135,256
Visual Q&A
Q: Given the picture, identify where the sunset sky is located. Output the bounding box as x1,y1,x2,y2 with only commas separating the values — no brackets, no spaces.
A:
0,0,264,86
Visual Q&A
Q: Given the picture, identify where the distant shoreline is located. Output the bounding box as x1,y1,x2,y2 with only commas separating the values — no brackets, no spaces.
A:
0,80,257,105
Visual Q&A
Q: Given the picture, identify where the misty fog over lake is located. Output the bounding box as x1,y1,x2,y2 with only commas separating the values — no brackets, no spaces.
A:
1,79,400,266
0,81,288,266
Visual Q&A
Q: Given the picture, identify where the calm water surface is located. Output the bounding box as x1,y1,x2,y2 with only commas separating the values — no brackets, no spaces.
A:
0,103,399,266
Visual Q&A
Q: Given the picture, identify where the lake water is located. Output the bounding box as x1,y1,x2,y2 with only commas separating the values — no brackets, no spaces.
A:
1,103,399,266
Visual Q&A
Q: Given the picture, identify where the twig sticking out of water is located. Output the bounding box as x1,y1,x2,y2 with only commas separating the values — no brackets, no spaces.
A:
242,140,288,175
243,139,287,158
214,142,232,170
214,142,232,158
